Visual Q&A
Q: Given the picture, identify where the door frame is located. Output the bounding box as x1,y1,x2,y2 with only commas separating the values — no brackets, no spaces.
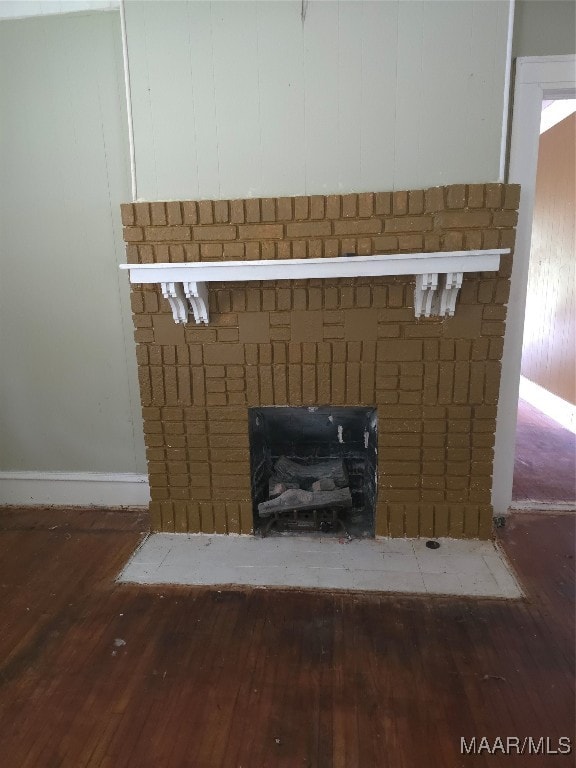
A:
492,54,576,514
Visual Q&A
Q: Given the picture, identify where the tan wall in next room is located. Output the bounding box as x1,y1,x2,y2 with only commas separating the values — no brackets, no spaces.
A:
521,114,576,406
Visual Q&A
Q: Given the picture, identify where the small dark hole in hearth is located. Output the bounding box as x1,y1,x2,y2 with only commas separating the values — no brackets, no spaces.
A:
426,540,441,549
248,406,377,538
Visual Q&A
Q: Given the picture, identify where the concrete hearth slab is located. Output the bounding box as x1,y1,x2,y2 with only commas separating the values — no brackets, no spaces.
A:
118,534,523,599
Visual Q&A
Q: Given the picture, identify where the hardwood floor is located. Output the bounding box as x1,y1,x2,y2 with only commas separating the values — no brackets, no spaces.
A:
513,398,576,503
0,507,573,767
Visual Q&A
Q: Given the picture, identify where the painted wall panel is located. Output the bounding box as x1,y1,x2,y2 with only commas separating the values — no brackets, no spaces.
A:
302,1,340,193
0,1,119,20
124,0,512,201
359,0,398,191
513,0,576,57
212,2,262,199
0,12,146,472
521,114,576,405
257,1,305,196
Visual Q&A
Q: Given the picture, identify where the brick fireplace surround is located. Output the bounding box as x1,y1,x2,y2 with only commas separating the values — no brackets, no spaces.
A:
121,183,519,539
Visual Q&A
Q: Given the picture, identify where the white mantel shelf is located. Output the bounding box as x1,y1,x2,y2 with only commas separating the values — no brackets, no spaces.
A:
119,249,509,324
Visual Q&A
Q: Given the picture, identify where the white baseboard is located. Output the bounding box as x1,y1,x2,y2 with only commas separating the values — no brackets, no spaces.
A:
509,501,575,512
0,472,150,507
519,376,576,434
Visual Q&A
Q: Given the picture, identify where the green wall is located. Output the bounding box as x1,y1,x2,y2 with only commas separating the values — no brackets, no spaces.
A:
514,0,576,57
0,11,145,473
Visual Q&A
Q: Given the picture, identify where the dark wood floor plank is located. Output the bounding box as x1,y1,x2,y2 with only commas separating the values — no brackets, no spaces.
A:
0,506,574,767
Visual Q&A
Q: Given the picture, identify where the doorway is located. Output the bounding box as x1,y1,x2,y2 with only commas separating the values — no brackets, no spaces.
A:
513,102,576,507
493,55,576,514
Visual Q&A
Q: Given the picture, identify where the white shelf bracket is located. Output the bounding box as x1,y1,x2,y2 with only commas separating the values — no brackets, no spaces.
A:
183,281,209,324
439,271,464,317
161,281,188,324
414,272,438,318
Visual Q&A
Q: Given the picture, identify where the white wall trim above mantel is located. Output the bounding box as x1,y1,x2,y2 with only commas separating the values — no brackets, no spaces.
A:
0,472,150,508
120,250,508,325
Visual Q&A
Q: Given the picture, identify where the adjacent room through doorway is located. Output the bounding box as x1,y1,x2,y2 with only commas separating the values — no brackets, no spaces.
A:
513,100,576,508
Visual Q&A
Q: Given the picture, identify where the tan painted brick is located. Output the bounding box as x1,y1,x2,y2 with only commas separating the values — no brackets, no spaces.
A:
253,197,273,222
149,202,166,226
372,192,390,215
425,187,445,212
195,200,213,224
402,190,422,216
193,225,236,241
144,225,191,241
435,210,491,228
294,196,309,220
169,243,185,262
125,244,139,264
244,241,260,260
302,195,323,221
344,308,378,342
333,219,382,235
270,327,291,341
398,234,424,251
198,243,221,261
492,210,518,227
357,192,373,218
181,201,198,225
286,221,331,238
120,203,135,226
210,200,228,223
485,183,503,208
503,184,521,210
238,224,283,240
291,310,323,343
272,365,287,403
345,362,360,401
385,216,433,233
341,194,358,218
287,365,302,404
291,240,306,259
375,325,399,340
134,203,151,226
393,191,408,215
494,279,511,305
202,344,244,366
166,201,183,225
446,185,466,209
124,226,144,242
276,197,293,221
259,366,274,403
372,235,398,252
245,198,261,223
227,200,244,224
339,286,355,308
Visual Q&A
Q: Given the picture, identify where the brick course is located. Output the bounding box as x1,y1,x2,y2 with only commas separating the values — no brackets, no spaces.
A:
122,184,519,538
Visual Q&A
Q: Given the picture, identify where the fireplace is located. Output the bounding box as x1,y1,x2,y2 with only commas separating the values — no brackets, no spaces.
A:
248,406,377,537
120,183,519,539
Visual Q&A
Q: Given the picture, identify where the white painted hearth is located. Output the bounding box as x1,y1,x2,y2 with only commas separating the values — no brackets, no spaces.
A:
120,249,509,325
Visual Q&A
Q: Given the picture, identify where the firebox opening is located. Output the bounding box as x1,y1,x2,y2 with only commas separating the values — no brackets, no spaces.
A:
249,406,377,538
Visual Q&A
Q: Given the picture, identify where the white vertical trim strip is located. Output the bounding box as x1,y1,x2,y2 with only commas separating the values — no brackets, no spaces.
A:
499,0,515,182
120,0,137,201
